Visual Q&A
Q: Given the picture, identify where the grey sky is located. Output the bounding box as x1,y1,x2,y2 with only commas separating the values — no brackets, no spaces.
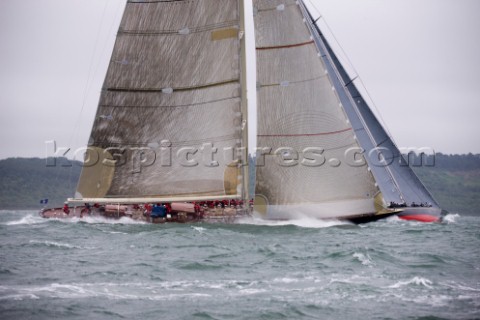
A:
0,0,479,160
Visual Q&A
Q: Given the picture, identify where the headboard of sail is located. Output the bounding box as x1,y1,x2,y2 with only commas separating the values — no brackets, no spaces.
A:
75,0,247,200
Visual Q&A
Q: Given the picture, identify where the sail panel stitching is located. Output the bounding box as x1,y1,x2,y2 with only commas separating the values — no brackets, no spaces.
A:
106,79,239,93
119,21,238,36
99,97,240,109
94,134,239,148
256,3,297,13
255,142,358,153
258,74,327,88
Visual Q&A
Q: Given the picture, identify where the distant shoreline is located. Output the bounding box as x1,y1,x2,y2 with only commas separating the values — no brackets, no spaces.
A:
1,155,479,215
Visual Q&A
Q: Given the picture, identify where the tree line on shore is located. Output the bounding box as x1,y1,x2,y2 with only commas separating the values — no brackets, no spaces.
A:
0,154,479,214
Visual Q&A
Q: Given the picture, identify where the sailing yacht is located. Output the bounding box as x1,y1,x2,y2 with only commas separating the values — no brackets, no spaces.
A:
41,0,444,223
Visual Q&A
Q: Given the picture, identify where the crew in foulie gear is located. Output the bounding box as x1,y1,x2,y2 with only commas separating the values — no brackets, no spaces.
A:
63,203,70,215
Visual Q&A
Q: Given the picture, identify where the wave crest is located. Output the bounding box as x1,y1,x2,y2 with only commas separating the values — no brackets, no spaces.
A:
389,276,433,289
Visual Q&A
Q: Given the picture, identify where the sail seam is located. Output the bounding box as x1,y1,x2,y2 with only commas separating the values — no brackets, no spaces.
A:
256,40,314,50
257,128,352,137
106,79,239,93
255,142,358,152
119,21,238,36
256,3,298,13
99,97,240,109
95,135,239,148
258,74,327,88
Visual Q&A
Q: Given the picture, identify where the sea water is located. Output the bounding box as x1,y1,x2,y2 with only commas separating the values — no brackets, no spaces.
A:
0,210,479,319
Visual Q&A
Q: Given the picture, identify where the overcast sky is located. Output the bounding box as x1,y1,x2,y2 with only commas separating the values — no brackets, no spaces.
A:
1,0,479,160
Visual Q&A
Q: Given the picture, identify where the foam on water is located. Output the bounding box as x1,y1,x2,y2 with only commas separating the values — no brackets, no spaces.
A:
191,226,207,234
0,280,266,301
99,230,129,235
237,215,350,228
385,215,402,223
56,215,147,225
389,276,434,289
353,252,374,266
28,240,93,250
443,213,460,224
3,214,46,226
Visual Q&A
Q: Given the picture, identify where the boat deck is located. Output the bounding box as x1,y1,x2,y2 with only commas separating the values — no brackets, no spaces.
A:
40,205,252,224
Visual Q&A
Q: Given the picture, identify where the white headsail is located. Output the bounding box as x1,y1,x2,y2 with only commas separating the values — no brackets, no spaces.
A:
253,0,379,219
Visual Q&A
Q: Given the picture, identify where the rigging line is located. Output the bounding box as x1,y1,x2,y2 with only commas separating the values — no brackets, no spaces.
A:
306,3,419,204
344,76,358,87
300,1,405,201
57,0,114,196
82,0,124,125
306,0,395,142
68,0,112,151
305,0,323,22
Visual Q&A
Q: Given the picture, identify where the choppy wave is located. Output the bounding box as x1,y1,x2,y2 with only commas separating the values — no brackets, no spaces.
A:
57,216,147,225
443,213,460,224
1,210,479,319
3,214,46,226
0,280,270,301
2,213,148,226
27,240,94,250
236,215,350,228
388,276,434,289
352,252,374,266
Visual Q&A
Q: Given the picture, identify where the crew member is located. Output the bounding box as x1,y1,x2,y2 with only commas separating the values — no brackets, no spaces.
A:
84,203,91,214
63,203,70,215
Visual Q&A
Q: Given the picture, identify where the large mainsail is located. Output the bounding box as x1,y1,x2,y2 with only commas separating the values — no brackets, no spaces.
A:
72,0,249,203
253,0,379,219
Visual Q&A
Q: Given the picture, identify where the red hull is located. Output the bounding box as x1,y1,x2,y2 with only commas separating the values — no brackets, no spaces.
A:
397,207,443,223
